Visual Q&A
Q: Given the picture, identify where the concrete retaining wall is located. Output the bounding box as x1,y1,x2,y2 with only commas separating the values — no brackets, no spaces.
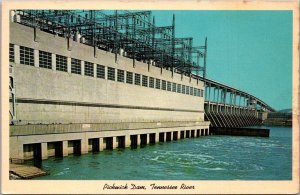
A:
10,22,205,124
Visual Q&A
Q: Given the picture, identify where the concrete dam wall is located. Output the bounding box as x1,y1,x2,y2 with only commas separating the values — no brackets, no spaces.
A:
9,22,210,160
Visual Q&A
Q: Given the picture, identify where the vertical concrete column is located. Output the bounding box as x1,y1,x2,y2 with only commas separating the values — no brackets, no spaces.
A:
81,138,88,154
18,144,24,160
170,132,173,141
94,46,97,58
34,49,39,67
99,138,104,151
81,60,85,76
34,28,41,42
51,53,56,71
112,137,117,149
14,45,20,64
93,63,97,78
67,38,72,51
207,129,210,136
41,142,48,160
155,133,160,143
146,134,150,144
177,131,181,140
62,141,68,156
67,57,71,73
137,135,141,146
125,135,131,148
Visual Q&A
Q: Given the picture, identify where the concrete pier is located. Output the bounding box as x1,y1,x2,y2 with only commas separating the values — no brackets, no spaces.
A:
10,122,210,160
63,141,68,156
99,138,104,151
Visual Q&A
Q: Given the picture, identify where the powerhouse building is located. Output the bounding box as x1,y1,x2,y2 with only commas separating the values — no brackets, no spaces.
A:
9,11,210,161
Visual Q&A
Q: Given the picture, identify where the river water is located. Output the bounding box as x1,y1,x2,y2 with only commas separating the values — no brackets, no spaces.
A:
32,126,292,180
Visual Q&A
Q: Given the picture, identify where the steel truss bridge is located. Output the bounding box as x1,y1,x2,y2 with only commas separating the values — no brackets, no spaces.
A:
10,9,275,127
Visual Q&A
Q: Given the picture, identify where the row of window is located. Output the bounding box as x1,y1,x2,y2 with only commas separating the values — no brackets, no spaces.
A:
10,44,204,97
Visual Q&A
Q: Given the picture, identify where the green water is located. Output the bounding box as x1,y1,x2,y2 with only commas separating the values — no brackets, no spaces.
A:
32,126,292,180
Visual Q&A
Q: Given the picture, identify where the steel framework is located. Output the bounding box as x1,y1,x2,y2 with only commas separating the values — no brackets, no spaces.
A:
12,10,207,77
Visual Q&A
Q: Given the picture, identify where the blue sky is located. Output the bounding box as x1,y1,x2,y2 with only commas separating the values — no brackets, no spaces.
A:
152,10,292,110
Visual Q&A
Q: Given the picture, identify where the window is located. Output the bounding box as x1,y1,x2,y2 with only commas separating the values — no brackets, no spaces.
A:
142,75,148,87
161,80,166,90
177,84,181,93
186,86,189,95
71,58,81,74
182,85,185,94
172,83,176,92
155,79,161,89
39,50,52,69
56,55,67,72
97,64,105,79
190,87,193,95
107,67,115,81
9,44,14,62
20,46,34,66
134,73,141,85
84,61,94,77
149,77,154,88
201,89,204,97
194,88,197,96
197,89,201,97
117,69,124,82
126,71,133,84
167,81,171,91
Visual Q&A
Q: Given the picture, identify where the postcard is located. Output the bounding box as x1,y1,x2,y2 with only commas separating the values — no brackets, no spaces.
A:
1,0,299,194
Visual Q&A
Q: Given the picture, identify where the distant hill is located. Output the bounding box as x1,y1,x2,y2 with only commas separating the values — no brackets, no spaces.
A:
277,108,292,113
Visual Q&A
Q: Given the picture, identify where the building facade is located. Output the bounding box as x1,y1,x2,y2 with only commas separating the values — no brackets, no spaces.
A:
9,21,210,161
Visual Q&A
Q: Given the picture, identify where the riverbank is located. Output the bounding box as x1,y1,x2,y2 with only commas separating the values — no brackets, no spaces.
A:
263,118,292,126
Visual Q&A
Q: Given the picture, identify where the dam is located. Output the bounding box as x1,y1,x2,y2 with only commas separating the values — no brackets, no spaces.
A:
9,10,210,161
9,10,274,163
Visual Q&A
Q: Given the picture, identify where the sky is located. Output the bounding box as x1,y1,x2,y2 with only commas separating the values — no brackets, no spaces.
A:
152,10,292,110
